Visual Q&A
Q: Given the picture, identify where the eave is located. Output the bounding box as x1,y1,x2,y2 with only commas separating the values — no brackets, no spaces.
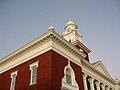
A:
0,29,86,65
72,40,91,53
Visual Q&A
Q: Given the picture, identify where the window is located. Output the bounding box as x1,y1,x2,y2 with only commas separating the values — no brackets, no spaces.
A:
66,68,71,84
29,61,39,85
61,61,79,90
10,71,18,90
31,65,37,84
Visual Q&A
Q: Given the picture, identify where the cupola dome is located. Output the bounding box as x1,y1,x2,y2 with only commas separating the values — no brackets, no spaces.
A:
65,19,78,30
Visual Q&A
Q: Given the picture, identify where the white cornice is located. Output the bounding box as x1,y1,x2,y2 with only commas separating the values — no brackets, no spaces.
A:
0,30,86,65
0,29,86,74
0,31,51,64
72,40,91,53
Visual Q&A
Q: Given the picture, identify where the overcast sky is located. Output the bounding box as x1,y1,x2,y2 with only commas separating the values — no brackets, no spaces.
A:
0,0,120,79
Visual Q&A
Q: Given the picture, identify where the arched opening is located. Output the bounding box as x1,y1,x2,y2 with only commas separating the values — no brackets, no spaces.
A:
61,61,79,90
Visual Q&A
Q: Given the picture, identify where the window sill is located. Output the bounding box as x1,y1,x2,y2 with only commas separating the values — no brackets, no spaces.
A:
29,82,36,86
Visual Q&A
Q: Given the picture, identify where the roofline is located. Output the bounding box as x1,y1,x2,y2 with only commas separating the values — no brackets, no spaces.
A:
82,59,117,85
0,29,86,65
92,60,111,78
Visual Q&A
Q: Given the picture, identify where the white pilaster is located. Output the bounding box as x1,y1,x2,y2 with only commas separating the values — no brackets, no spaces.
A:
88,78,95,90
83,74,88,90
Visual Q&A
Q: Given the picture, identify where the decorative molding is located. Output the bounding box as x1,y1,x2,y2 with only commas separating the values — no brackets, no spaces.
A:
72,40,91,53
81,59,117,89
29,61,39,70
10,70,18,78
50,40,82,66
92,61,111,78
0,30,85,74
29,61,39,85
0,41,51,74
0,30,85,64
61,60,79,90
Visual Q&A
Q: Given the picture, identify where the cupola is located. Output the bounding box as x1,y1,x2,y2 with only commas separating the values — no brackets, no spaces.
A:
63,20,91,61
63,19,82,43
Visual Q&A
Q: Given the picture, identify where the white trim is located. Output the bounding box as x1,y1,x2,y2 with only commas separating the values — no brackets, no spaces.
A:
72,40,91,53
0,41,51,74
29,61,39,70
82,59,117,89
29,61,39,85
50,40,82,66
10,70,18,78
0,30,85,65
0,37,83,74
61,61,79,90
92,61,111,78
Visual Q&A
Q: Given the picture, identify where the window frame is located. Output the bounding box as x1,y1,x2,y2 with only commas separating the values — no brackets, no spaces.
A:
10,70,18,90
29,61,39,85
61,60,79,90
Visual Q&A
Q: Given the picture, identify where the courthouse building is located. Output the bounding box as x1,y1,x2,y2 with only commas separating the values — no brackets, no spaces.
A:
0,20,120,90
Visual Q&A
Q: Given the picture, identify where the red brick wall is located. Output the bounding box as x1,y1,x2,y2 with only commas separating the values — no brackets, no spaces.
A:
75,45,89,62
51,51,84,90
0,50,53,90
83,50,89,62
0,50,84,90
51,50,68,90
70,61,84,90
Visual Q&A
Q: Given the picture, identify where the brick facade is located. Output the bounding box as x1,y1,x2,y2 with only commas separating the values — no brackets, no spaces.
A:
0,50,84,90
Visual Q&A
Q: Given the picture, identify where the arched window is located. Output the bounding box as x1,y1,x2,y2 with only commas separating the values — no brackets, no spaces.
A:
61,61,79,90
66,68,71,84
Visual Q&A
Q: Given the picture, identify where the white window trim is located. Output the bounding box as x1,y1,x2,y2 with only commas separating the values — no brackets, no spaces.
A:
61,60,79,90
29,61,39,85
10,70,18,90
